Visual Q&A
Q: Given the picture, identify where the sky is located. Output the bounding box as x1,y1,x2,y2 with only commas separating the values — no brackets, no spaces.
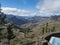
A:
1,0,60,16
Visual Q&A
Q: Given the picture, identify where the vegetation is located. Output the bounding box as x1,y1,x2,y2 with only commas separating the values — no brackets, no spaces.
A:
0,4,60,45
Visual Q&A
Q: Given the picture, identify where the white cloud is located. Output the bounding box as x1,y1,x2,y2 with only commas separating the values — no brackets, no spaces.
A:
2,7,36,16
36,0,60,16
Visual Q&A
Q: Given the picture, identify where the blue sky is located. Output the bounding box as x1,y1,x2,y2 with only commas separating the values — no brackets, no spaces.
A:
1,0,40,11
1,0,60,16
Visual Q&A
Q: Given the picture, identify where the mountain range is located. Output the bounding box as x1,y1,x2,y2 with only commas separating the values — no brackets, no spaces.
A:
6,14,60,26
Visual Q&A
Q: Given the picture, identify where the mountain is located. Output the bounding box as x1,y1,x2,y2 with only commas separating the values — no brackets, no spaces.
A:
50,15,60,21
29,16,50,23
6,15,29,25
6,14,50,26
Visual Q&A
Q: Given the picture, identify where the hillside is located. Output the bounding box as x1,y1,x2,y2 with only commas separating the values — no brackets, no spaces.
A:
1,9,60,45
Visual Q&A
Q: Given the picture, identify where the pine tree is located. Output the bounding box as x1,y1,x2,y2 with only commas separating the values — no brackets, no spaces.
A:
0,28,4,42
45,23,48,33
7,23,15,45
0,3,6,42
21,28,32,45
53,26,55,31
0,4,6,25
0,3,1,13
51,26,55,32
24,28,31,38
42,27,44,35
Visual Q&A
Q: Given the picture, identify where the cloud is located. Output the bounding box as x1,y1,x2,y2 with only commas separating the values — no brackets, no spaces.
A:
2,7,36,16
36,0,60,16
